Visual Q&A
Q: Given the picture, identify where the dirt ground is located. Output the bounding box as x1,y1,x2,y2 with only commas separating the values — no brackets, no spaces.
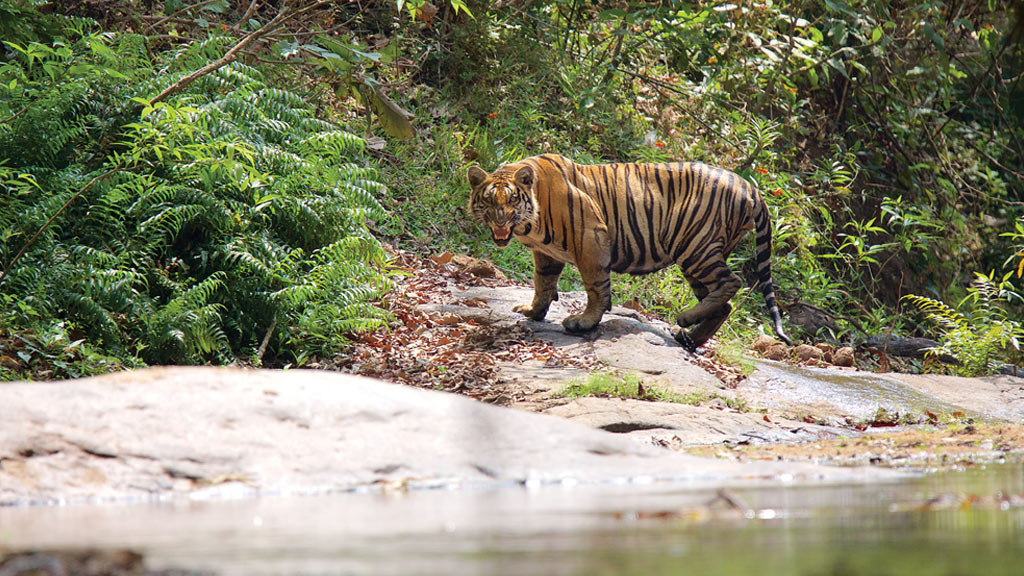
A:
684,423,1024,468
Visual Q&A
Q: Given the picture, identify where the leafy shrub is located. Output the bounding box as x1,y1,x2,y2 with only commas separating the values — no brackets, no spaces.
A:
904,273,1023,376
556,372,676,403
0,16,390,374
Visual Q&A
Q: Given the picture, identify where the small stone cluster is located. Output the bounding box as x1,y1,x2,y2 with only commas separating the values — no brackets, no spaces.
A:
751,335,856,367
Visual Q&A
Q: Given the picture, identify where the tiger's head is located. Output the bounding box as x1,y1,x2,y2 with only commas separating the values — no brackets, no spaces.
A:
467,164,538,248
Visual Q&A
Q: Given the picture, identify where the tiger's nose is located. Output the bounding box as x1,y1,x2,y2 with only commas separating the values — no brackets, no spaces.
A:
492,207,513,223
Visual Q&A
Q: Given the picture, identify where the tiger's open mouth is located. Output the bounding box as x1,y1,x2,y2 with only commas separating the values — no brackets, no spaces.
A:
491,226,512,247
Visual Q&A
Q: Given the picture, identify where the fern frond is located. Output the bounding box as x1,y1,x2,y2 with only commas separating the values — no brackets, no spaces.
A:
138,204,206,242
296,130,365,159
166,271,226,313
903,294,965,332
62,292,122,343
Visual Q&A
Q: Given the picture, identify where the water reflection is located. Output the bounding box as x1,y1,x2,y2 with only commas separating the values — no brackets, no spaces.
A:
1,464,1022,575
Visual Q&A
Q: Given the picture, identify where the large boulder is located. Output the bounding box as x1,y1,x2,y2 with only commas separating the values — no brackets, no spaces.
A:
1,367,891,505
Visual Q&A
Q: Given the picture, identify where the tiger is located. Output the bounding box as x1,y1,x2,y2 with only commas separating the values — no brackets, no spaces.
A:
467,153,791,351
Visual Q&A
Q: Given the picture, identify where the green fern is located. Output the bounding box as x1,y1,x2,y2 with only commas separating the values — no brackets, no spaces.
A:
904,274,1024,376
0,10,393,372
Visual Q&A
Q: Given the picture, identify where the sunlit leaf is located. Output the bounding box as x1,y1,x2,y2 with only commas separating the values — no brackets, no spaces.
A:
361,83,415,140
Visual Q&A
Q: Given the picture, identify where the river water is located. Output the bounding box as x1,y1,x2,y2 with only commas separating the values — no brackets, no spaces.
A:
2,463,1022,575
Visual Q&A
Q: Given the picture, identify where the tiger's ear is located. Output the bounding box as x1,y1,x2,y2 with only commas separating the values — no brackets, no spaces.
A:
467,165,488,188
514,165,535,190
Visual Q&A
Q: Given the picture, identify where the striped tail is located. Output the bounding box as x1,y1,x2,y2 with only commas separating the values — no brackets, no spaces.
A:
753,195,792,345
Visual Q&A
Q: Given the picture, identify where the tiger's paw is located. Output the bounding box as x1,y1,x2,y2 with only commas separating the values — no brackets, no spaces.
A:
673,328,698,353
563,314,599,333
512,303,548,321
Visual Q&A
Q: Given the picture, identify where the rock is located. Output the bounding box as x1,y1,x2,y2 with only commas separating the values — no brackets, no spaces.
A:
794,344,825,363
833,346,855,367
543,397,845,446
428,285,725,400
451,253,507,280
0,549,209,576
764,343,789,361
0,367,890,506
815,343,835,363
0,550,137,576
593,330,721,390
744,360,1024,424
751,335,778,352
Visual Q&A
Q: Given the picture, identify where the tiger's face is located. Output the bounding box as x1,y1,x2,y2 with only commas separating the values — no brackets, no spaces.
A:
467,164,537,247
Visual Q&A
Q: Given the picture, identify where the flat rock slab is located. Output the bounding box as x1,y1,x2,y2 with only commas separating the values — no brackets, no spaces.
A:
543,397,846,445
1,367,893,506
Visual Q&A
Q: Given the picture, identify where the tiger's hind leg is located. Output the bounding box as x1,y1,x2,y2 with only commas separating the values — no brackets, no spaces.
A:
678,301,733,351
674,257,741,351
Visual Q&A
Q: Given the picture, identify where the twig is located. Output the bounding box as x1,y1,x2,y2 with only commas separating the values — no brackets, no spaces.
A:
138,15,204,27
734,140,763,173
757,0,806,114
234,0,262,30
146,0,227,31
0,163,123,287
255,315,278,365
611,67,744,151
0,100,37,125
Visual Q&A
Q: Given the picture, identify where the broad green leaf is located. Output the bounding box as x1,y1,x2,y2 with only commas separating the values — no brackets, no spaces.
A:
361,83,415,140
923,23,945,51
200,0,229,13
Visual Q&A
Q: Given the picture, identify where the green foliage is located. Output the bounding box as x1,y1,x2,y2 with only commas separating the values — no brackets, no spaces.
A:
556,372,679,403
1004,215,1024,280
383,0,1023,347
556,371,748,409
4,0,1023,377
0,11,390,374
904,273,1024,376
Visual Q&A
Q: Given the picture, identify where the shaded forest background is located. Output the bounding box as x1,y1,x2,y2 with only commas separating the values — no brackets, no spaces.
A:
1,0,1022,379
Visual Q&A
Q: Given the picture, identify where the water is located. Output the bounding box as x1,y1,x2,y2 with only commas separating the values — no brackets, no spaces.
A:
2,464,1023,575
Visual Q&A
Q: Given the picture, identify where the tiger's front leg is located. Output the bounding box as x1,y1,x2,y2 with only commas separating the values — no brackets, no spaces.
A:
513,251,565,321
563,229,613,333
